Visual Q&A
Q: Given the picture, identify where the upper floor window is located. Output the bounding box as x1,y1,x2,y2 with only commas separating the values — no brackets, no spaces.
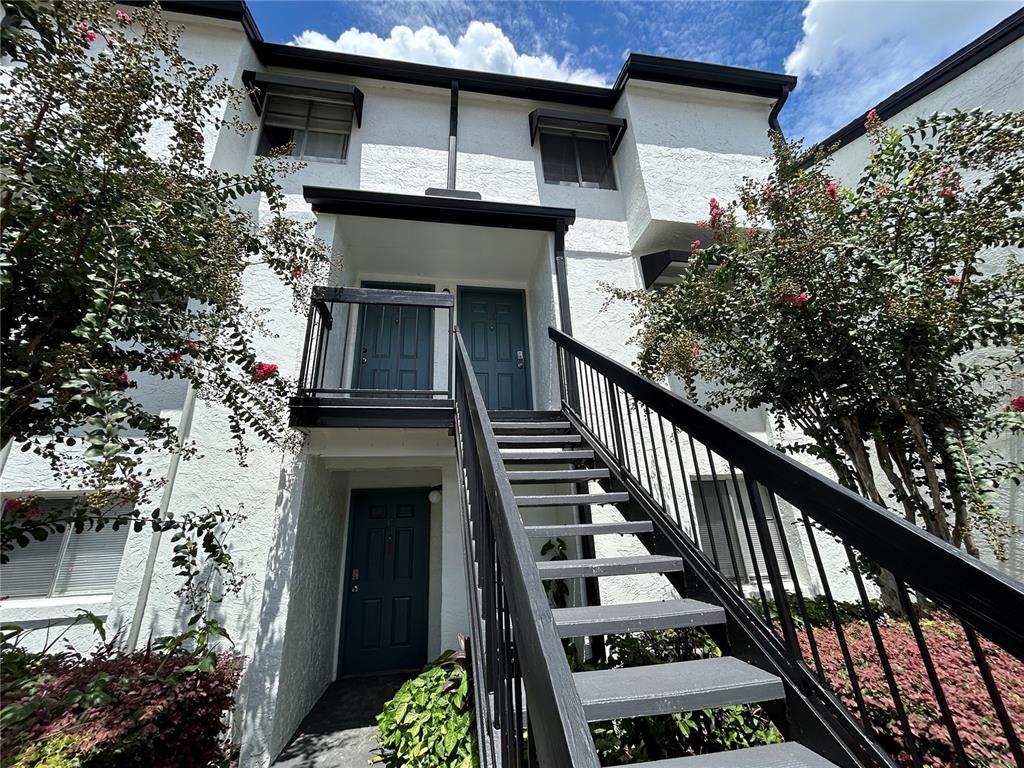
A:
0,497,130,599
258,94,354,163
539,130,617,190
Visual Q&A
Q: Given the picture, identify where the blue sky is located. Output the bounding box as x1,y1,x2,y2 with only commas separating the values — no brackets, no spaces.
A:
247,0,1022,143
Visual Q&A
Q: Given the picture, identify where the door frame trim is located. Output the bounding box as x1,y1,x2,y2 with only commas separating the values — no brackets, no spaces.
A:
350,280,437,392
456,285,533,410
338,486,433,678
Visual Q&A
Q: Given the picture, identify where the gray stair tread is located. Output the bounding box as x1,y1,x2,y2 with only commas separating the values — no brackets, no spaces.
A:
537,555,685,578
502,450,594,462
507,468,610,483
493,421,572,431
624,743,838,768
517,492,629,507
489,410,563,421
525,521,653,537
496,434,583,444
575,657,783,721
552,599,725,637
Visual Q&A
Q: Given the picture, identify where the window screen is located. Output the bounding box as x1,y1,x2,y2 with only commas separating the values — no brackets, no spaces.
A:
258,94,353,162
539,130,616,190
1,499,131,599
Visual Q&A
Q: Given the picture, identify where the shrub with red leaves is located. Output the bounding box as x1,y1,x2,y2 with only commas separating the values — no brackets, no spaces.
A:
1,644,242,767
810,618,1023,767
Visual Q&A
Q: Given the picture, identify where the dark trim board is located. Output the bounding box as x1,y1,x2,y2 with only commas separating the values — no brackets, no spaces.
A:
289,398,454,429
304,187,576,231
529,109,628,154
802,7,1024,165
241,70,364,126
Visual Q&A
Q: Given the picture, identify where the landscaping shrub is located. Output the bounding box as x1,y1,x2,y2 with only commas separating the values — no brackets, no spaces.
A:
374,643,477,768
811,617,1023,767
1,633,242,768
591,628,782,765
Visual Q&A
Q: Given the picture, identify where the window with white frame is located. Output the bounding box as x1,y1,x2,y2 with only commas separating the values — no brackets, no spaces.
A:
691,479,792,585
257,93,353,163
539,129,617,190
0,498,130,599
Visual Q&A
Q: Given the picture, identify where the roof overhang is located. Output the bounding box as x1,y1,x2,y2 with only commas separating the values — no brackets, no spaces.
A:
241,70,363,125
614,54,796,101
303,188,576,232
529,109,628,154
640,249,690,288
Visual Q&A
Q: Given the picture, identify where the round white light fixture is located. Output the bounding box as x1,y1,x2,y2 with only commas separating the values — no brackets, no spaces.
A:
428,488,442,504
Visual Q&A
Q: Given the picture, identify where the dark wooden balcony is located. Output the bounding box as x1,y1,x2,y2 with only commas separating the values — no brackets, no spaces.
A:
290,286,455,428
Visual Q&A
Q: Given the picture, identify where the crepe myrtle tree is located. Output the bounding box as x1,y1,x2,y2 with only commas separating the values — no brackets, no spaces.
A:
0,0,328,620
609,109,1024,558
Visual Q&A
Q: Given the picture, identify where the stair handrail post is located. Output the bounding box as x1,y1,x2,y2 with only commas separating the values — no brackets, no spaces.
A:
454,329,601,768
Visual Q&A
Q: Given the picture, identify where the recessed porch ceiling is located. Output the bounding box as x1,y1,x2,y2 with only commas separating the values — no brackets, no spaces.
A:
337,215,550,282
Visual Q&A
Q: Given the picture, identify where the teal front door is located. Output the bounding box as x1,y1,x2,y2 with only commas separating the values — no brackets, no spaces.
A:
459,288,531,410
341,489,430,675
352,282,434,396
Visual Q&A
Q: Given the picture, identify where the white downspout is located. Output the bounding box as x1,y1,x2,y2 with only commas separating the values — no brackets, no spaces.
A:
126,381,198,650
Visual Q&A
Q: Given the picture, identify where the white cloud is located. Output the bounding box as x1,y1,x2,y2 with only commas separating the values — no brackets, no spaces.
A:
781,0,1022,143
291,20,608,86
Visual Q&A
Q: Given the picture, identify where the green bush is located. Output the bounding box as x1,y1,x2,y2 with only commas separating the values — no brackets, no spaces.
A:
590,629,782,765
374,644,477,768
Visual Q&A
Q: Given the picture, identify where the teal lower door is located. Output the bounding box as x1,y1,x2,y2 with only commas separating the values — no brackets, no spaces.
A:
341,489,430,675
352,282,434,397
459,288,531,410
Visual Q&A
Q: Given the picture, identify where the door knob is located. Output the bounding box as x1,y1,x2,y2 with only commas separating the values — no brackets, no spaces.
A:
516,350,525,369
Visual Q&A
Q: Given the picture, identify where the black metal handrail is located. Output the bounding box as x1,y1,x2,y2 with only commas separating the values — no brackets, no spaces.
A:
453,329,599,768
296,285,455,399
550,326,1024,768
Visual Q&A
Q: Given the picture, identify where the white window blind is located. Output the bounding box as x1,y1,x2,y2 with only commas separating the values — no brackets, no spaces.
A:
0,499,130,599
259,94,353,162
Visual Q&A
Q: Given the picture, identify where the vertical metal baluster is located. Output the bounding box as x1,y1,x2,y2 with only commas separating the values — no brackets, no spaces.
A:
623,392,642,482
656,415,682,527
896,585,969,764
846,546,925,768
766,493,824,678
704,448,744,592
728,465,771,620
673,429,700,540
961,622,1024,766
688,436,722,572
799,513,870,729
634,399,655,497
607,380,625,467
643,406,668,512
297,301,316,392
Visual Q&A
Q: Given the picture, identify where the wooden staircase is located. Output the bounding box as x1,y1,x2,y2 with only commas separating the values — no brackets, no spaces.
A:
488,409,840,768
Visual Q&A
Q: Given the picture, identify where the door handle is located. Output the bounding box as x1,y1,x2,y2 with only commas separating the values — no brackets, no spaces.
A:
516,350,525,369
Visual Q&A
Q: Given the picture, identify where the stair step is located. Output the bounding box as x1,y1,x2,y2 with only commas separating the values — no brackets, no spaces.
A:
625,743,839,768
496,434,582,445
489,410,563,421
537,555,685,579
501,450,594,463
552,599,725,637
507,468,610,484
525,521,653,537
517,492,629,507
574,657,783,721
493,421,572,432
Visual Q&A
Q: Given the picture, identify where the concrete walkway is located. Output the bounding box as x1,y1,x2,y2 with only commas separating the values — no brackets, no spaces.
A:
272,674,409,768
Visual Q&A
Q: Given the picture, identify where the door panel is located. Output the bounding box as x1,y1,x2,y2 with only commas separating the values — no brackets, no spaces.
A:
352,282,434,396
342,489,430,675
459,288,531,410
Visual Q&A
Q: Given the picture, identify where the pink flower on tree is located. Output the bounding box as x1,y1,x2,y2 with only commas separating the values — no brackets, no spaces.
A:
253,362,279,382
878,185,890,196
826,182,839,201
946,275,962,286
941,187,957,198
115,9,132,22
691,346,701,357
110,367,129,384
195,132,205,144
166,351,183,363
690,240,701,254
780,292,810,305
864,107,881,131
186,340,200,353
77,22,97,43
707,197,725,226
1005,395,1024,412
4,497,42,521
746,228,756,238
695,219,708,229
292,266,304,279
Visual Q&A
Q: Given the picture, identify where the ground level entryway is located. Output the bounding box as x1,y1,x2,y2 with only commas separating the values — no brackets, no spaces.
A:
272,673,408,767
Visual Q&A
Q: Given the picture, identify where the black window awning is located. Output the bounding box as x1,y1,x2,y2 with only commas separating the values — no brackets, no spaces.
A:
242,70,363,127
528,108,627,154
640,249,690,288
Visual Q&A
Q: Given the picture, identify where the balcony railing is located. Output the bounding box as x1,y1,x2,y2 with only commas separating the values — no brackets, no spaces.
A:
296,285,455,401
